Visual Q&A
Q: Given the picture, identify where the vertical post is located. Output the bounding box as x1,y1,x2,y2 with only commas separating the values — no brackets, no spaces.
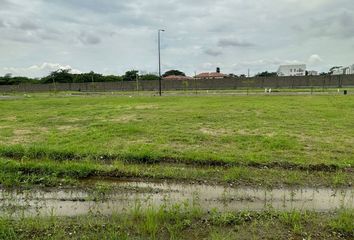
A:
158,30,161,96
194,71,198,95
91,72,94,92
247,69,250,95
158,30,165,96
136,73,139,95
52,76,56,92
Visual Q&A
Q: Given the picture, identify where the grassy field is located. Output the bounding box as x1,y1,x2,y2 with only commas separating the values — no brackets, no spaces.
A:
0,93,353,186
0,92,353,239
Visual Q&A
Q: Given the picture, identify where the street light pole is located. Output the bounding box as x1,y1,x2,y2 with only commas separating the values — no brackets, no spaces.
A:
158,29,165,96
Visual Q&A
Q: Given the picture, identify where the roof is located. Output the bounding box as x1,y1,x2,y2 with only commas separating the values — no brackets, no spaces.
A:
163,75,193,80
277,64,306,70
195,72,227,78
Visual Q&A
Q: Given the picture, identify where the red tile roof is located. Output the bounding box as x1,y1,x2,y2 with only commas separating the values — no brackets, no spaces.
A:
163,75,193,80
195,72,227,79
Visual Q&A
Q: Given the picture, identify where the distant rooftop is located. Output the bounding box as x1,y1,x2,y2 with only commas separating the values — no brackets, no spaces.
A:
163,75,193,80
195,72,227,79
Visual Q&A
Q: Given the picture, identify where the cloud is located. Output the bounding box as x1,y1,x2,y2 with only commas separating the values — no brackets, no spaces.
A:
0,0,353,76
0,19,5,28
294,10,354,39
55,0,131,14
78,32,101,45
0,0,14,10
204,48,223,57
308,54,323,65
2,63,81,78
218,38,255,48
18,21,40,31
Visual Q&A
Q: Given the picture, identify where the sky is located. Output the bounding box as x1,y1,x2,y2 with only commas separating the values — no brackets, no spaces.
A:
0,0,353,78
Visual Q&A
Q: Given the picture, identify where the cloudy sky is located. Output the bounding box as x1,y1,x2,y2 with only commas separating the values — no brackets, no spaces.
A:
0,0,353,77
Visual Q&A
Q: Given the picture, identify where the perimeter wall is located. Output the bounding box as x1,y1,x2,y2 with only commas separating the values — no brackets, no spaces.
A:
0,75,353,92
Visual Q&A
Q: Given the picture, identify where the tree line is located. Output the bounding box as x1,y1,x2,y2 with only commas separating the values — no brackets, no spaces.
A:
0,68,334,86
0,68,263,85
0,69,164,86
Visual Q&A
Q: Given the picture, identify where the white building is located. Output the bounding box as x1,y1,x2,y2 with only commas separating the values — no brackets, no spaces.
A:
277,64,306,76
331,64,354,75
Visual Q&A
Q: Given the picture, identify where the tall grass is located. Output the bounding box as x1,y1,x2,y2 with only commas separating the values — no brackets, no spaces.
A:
1,208,352,239
0,158,351,188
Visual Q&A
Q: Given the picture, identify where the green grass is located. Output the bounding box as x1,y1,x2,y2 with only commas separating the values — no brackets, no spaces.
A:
0,94,353,167
0,158,352,188
329,210,354,235
1,92,353,239
0,93,353,187
0,205,352,239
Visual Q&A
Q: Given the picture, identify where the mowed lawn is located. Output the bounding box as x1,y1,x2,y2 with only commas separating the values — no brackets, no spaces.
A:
0,94,353,167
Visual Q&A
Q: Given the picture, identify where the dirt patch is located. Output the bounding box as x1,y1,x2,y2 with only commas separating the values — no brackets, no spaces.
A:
133,105,159,110
6,127,49,144
236,129,275,137
13,129,32,136
1,116,17,122
108,114,139,123
200,128,228,136
8,129,33,144
57,125,79,131
65,118,82,123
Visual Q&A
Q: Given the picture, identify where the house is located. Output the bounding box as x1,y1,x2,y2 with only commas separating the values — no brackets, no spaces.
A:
277,64,306,76
195,68,227,80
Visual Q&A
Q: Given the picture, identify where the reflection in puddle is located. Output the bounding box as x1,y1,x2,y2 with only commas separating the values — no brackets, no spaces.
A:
1,181,353,217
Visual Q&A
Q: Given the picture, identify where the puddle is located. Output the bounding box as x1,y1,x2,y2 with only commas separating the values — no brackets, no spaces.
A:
0,180,353,217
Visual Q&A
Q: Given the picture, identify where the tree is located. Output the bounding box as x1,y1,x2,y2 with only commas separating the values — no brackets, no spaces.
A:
319,72,329,76
104,75,122,82
4,73,12,79
162,70,186,77
140,74,159,81
255,71,277,77
73,72,104,83
123,70,139,81
0,74,36,85
228,74,238,78
41,69,73,83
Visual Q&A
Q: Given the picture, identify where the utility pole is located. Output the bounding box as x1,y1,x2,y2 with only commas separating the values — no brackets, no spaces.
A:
158,29,165,96
52,75,56,92
91,71,94,92
194,71,197,95
136,72,139,95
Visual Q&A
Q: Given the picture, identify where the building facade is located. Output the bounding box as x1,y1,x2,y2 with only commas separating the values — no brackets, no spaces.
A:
277,64,307,77
331,64,354,75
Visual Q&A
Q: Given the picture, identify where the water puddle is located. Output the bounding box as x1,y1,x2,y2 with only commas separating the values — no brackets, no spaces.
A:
1,180,353,217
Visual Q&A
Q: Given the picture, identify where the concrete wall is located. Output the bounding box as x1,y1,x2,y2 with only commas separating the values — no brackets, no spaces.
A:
1,75,354,93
